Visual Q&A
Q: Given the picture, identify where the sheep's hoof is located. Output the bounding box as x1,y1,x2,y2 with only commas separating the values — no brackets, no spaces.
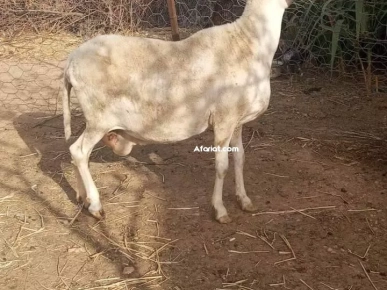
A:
217,215,232,224
76,196,90,209
241,202,258,212
89,209,105,220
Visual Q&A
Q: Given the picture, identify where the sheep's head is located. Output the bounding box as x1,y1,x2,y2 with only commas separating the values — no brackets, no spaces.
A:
272,0,293,9
277,0,293,8
285,0,293,7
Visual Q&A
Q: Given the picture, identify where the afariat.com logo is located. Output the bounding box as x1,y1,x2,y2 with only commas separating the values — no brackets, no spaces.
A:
193,146,239,152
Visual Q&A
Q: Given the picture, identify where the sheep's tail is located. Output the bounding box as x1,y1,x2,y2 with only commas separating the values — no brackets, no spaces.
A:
62,73,72,142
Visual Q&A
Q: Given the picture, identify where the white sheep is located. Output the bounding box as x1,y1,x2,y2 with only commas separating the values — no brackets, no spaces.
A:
62,0,293,223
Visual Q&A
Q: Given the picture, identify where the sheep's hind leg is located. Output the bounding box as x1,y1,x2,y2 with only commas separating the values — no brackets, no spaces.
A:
69,127,105,219
230,126,257,212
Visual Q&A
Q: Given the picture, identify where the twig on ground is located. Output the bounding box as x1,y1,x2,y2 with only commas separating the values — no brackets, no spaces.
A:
318,190,349,204
228,250,269,254
147,219,160,237
167,207,199,210
263,172,289,178
274,235,296,265
56,257,69,288
144,191,167,201
256,233,275,250
148,239,179,260
203,242,209,255
35,280,52,290
366,218,375,235
269,275,290,288
159,172,165,183
19,153,38,158
81,276,163,289
69,203,84,226
320,282,339,290
138,234,171,241
0,193,16,202
295,195,321,199
359,261,378,289
236,230,257,239
33,208,45,228
300,279,315,290
347,208,377,212
253,206,336,216
223,279,248,287
111,174,130,196
348,244,371,260
290,207,316,219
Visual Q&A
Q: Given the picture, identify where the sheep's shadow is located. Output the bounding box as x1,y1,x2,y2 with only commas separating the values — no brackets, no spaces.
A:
14,110,259,220
14,112,169,199
13,111,193,279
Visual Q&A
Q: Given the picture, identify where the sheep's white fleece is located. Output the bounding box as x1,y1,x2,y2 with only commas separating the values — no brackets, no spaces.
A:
64,0,288,142
62,0,292,222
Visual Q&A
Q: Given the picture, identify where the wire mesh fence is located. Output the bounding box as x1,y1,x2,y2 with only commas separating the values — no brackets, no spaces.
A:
0,0,243,35
0,0,386,127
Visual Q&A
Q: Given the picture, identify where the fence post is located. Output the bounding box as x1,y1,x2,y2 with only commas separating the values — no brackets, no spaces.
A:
167,0,180,41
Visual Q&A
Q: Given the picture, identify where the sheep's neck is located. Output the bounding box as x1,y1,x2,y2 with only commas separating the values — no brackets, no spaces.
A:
235,0,285,61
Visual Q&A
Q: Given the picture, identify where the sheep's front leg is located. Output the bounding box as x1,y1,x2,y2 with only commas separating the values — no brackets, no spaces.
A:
69,128,105,219
213,149,231,223
212,126,234,224
230,126,257,212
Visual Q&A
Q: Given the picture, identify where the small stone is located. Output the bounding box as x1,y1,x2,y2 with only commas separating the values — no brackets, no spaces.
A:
14,213,25,221
327,247,336,254
58,219,70,225
122,266,135,275
68,247,85,254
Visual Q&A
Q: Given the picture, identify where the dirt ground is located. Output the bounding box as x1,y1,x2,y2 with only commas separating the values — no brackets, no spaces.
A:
0,33,387,290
